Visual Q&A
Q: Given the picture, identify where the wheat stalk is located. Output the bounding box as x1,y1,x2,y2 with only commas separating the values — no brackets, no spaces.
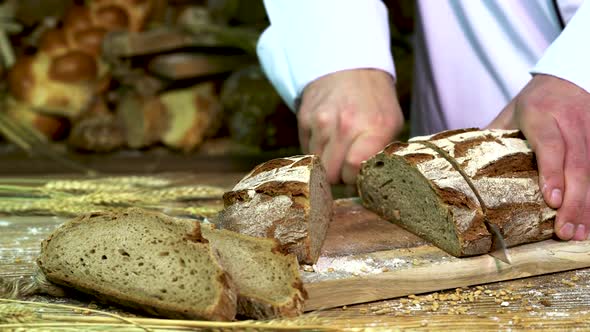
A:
42,181,139,194
0,299,152,332
0,304,37,324
145,186,225,202
0,299,337,331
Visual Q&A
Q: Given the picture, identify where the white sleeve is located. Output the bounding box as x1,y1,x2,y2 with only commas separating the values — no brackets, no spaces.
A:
530,0,590,92
256,0,395,110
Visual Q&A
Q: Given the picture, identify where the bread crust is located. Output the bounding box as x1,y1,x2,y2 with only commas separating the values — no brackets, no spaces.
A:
218,155,333,264
358,129,555,257
202,226,307,319
37,209,238,321
8,1,153,118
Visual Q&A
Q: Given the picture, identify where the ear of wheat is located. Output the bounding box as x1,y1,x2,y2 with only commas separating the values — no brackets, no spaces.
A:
0,176,227,217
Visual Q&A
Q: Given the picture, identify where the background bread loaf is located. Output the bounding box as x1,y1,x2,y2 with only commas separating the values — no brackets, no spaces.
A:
357,128,555,257
217,155,333,264
8,0,153,118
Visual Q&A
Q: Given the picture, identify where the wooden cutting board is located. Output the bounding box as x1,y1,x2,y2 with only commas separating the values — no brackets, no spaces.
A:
303,198,590,311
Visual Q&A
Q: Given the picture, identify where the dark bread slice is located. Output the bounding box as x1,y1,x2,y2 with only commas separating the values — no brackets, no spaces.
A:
37,208,237,321
357,129,555,257
202,225,307,319
217,155,333,264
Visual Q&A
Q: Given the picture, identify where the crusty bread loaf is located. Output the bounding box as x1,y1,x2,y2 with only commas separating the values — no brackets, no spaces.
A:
117,83,222,151
357,128,555,257
37,207,307,320
202,226,307,319
37,208,237,321
217,155,333,264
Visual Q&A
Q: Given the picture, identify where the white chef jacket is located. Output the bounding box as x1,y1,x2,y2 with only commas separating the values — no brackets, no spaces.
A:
256,0,589,136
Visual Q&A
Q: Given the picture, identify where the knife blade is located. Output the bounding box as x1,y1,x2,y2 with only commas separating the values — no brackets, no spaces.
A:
485,221,512,264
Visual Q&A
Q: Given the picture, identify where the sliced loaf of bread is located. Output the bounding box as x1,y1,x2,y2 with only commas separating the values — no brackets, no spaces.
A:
357,129,555,257
217,155,333,264
37,208,237,321
202,226,307,319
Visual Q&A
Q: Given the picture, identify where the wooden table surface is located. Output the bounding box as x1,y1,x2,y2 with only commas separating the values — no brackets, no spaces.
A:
1,173,590,331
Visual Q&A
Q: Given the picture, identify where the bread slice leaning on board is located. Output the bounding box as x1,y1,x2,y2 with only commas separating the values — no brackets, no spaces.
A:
37,208,306,320
357,128,555,257
217,155,333,264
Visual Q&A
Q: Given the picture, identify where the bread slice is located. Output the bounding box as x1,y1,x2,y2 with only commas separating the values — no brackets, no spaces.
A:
357,129,555,257
36,208,237,321
217,155,333,264
202,226,307,319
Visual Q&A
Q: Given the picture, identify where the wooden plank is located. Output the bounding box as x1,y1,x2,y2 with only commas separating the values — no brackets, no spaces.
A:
102,29,222,58
1,176,590,329
302,198,590,311
148,53,255,80
304,239,590,311
319,197,426,256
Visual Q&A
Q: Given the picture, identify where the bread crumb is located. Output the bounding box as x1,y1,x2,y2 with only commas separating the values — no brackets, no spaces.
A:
359,308,368,314
561,279,576,287
500,301,510,307
327,267,334,273
302,265,314,272
571,275,580,282
341,305,347,310
540,298,552,307
421,321,428,327
476,286,485,290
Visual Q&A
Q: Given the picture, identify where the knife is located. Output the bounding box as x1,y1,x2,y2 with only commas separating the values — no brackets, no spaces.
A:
485,221,512,264
415,140,513,264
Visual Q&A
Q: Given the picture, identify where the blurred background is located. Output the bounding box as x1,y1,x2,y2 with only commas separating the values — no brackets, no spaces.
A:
0,0,415,175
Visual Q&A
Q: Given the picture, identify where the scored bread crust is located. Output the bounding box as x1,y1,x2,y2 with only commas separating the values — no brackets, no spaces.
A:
357,128,555,257
217,155,333,264
37,209,237,321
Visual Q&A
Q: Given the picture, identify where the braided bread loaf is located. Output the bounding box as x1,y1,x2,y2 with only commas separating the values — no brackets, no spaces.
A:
8,0,154,118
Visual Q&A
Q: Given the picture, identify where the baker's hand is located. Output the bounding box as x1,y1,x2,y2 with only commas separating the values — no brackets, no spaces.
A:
488,74,590,241
298,69,404,184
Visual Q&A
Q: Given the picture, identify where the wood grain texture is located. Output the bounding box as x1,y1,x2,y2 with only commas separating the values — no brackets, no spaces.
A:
2,177,590,330
305,240,590,311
